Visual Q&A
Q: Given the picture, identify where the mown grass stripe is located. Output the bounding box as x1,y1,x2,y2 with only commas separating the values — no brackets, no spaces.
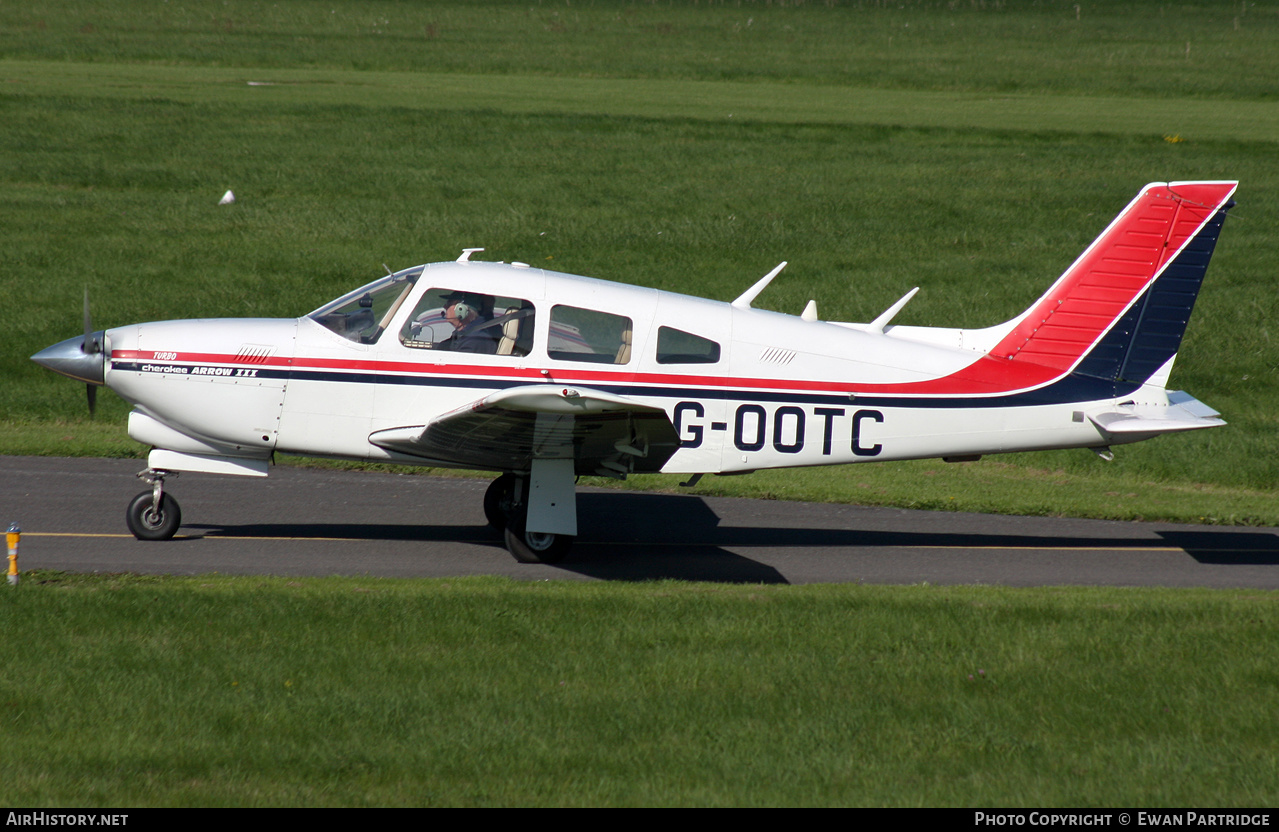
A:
5,59,1279,142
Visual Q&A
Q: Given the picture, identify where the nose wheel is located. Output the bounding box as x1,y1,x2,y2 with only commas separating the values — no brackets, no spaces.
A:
126,469,181,541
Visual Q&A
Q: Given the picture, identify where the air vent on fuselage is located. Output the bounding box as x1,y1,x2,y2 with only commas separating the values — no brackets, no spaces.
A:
236,344,276,363
758,347,796,365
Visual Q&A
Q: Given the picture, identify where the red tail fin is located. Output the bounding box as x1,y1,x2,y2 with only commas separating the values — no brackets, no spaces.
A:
990,181,1237,371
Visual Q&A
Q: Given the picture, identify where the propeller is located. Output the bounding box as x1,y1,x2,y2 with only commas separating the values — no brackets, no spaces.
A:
82,288,101,417
29,290,108,410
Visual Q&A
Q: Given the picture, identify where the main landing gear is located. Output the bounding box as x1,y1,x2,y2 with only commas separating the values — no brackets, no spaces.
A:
126,468,181,541
484,473,574,564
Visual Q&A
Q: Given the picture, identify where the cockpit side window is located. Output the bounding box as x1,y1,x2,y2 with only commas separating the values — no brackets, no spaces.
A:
309,266,423,344
656,326,721,365
549,305,634,365
400,288,536,357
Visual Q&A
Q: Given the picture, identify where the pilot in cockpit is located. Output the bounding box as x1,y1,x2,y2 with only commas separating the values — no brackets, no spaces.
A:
439,291,500,354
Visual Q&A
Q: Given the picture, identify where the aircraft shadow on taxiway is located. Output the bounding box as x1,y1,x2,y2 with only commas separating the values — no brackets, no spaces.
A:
181,491,1279,582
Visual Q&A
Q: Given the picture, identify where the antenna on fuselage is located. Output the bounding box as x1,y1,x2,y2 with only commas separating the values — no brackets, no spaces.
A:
867,287,920,334
457,248,485,263
731,261,787,310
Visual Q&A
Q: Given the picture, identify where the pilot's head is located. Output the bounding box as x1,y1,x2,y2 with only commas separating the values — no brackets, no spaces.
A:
443,291,483,329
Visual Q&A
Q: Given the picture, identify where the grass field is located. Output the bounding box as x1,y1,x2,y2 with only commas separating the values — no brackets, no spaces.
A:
4,1,1276,99
3,572,1277,807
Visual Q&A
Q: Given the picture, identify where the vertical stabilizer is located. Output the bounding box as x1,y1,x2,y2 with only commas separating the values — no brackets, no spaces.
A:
991,181,1237,388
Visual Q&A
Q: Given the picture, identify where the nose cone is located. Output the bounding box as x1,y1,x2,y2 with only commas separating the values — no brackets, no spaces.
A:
31,333,106,385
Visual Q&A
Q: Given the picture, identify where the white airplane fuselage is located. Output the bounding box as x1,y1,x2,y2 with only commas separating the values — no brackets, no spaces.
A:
32,181,1237,561
103,266,1155,477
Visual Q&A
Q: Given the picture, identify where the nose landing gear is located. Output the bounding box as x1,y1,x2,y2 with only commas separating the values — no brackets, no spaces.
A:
125,468,181,541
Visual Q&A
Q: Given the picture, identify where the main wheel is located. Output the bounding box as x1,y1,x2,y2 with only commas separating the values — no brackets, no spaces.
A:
504,522,573,565
126,491,182,541
483,473,517,531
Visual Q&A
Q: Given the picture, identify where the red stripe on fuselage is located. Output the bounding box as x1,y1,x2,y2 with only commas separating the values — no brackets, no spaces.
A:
111,347,1049,399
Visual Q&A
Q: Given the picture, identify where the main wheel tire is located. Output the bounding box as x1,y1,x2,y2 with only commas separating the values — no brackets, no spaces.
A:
503,523,573,565
483,473,517,531
125,491,182,541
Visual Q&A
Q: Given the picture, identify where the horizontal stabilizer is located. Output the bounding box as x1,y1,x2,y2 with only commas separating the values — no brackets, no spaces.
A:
1088,391,1224,437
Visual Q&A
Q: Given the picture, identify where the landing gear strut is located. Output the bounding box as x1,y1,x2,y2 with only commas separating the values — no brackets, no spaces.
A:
126,468,181,541
484,471,574,564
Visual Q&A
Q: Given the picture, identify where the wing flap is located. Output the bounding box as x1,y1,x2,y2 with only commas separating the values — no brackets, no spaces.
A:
368,384,680,475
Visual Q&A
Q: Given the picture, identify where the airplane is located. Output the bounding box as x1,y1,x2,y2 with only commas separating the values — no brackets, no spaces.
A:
31,180,1237,564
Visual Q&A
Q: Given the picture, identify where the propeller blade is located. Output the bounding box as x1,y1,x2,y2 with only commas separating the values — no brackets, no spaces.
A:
83,288,101,417
82,288,99,355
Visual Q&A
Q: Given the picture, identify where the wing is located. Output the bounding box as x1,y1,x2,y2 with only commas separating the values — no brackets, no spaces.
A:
368,384,681,477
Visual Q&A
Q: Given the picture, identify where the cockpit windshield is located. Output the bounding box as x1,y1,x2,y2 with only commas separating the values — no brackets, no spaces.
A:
308,265,424,343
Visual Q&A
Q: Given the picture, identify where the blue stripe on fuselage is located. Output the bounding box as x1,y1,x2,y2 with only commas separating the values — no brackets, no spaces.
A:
111,360,1138,409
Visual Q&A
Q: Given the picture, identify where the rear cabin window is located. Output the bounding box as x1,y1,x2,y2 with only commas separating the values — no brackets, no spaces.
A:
400,288,536,357
656,326,721,365
549,305,633,365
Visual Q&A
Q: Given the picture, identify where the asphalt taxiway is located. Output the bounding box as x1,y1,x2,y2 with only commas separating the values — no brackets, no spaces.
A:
3,456,1277,587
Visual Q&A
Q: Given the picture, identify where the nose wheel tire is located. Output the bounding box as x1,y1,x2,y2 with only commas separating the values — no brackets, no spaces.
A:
504,521,572,564
126,491,182,541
